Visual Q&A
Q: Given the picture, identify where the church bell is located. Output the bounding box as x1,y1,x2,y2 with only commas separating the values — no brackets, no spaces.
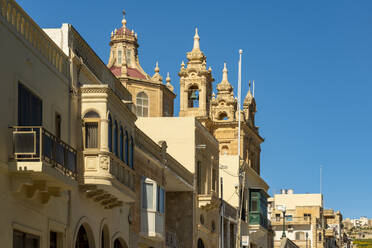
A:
190,90,199,100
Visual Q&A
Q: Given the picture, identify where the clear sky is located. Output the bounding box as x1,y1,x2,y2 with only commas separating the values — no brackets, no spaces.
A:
17,0,372,219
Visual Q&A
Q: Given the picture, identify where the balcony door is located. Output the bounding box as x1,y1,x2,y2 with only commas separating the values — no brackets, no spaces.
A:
18,83,42,126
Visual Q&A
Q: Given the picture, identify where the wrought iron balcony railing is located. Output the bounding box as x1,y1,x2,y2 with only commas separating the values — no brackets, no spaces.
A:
12,126,77,177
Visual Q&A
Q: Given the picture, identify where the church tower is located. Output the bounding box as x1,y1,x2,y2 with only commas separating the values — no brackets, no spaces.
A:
108,11,175,117
210,65,263,175
179,28,214,128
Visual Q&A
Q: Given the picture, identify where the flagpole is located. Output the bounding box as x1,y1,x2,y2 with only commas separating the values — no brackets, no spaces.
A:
236,49,243,248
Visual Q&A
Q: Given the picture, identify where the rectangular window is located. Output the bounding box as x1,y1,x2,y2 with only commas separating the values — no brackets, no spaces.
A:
286,215,293,221
275,214,281,221
18,83,42,126
251,198,258,212
118,50,122,65
142,182,153,209
13,229,40,248
304,213,311,221
85,122,98,148
212,168,217,191
50,231,57,248
55,113,61,139
197,161,202,194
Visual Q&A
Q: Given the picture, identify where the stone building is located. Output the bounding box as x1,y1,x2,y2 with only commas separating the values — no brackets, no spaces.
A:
108,11,175,118
0,1,193,247
269,190,329,248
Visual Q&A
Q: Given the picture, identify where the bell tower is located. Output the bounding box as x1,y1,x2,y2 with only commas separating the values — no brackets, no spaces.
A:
210,63,237,122
179,28,214,125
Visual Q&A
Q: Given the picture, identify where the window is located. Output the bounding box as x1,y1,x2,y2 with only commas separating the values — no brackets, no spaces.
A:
221,145,229,155
129,136,134,168
286,215,293,221
85,122,98,148
136,92,148,117
50,231,57,248
142,182,153,209
83,111,99,149
114,120,118,156
108,115,112,152
275,214,281,221
55,113,61,139
197,161,202,194
318,232,322,241
118,50,122,65
120,126,124,161
13,229,40,248
251,198,258,212
304,213,311,221
142,179,165,214
124,131,129,164
212,168,217,191
18,83,42,126
296,231,305,240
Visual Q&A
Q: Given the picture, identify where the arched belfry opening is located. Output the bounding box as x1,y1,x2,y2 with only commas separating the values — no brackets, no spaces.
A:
218,112,228,121
188,85,199,108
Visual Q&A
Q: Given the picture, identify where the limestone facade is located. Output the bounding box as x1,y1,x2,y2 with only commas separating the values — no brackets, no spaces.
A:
0,1,193,248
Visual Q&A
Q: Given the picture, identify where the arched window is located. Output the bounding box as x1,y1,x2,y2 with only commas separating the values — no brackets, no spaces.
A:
108,115,112,152
188,85,199,108
125,131,129,164
120,126,124,161
136,92,148,117
83,111,100,149
114,120,118,156
129,136,134,168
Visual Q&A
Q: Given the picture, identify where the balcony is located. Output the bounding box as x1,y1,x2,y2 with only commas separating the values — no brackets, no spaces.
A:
9,126,77,203
80,150,135,208
271,216,313,226
197,191,219,210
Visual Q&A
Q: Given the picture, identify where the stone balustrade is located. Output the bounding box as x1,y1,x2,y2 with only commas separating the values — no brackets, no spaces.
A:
0,0,69,77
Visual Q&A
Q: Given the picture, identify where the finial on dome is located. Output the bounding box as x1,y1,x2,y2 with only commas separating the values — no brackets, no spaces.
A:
114,28,117,34
193,27,200,51
212,92,216,98
181,61,185,68
249,80,251,92
154,61,160,73
135,33,138,38
111,31,114,37
208,66,212,72
132,29,134,34
222,62,228,81
122,10,127,28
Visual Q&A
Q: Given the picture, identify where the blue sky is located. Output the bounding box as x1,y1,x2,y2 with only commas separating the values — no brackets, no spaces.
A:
18,0,372,219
